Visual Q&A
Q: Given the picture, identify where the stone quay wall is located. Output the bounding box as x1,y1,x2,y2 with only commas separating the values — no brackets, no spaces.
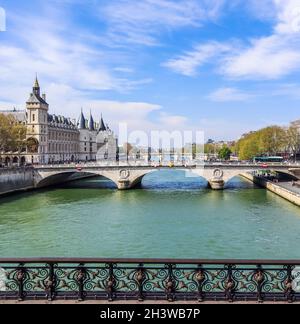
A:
0,168,34,196
241,173,300,207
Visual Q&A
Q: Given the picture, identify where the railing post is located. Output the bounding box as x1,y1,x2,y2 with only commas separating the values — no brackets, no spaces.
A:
46,263,56,301
107,263,115,302
285,265,294,303
225,264,235,302
76,264,86,302
255,265,265,303
195,266,205,302
136,263,145,302
165,264,175,302
16,265,25,301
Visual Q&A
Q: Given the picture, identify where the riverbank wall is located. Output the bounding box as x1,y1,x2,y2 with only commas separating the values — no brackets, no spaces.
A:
241,173,300,207
0,168,34,196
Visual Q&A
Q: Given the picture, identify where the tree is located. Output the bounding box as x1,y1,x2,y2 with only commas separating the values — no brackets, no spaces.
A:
0,113,27,159
238,137,259,160
218,145,232,161
258,126,286,156
236,125,287,160
0,114,11,153
204,143,216,154
286,126,300,162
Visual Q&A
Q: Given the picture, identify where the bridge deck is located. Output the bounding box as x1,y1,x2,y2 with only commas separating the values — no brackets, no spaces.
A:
34,163,300,170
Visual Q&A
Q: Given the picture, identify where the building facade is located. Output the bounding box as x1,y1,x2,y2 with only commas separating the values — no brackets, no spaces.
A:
0,78,118,166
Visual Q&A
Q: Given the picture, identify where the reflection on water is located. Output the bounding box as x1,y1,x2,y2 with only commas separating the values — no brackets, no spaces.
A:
0,170,299,259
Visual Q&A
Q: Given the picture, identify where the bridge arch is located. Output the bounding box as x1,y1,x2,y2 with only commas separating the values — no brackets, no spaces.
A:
221,168,298,187
125,168,211,190
35,171,120,189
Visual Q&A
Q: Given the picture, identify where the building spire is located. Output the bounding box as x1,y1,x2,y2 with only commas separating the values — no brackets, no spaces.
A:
88,109,95,131
98,114,107,132
78,108,86,129
33,74,40,96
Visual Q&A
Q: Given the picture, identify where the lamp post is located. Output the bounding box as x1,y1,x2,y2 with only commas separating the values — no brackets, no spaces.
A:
148,147,151,164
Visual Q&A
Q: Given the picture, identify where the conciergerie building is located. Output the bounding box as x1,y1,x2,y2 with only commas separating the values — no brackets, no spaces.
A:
1,77,118,165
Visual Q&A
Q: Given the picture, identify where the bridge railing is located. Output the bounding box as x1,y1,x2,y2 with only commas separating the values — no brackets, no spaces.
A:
33,162,300,170
0,258,299,302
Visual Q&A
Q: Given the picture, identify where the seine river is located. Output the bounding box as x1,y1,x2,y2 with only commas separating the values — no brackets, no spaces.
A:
0,170,300,259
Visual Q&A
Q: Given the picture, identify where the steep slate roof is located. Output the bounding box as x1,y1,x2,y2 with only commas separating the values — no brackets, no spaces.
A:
77,110,86,129
27,75,48,105
26,93,48,105
98,116,107,132
88,112,95,131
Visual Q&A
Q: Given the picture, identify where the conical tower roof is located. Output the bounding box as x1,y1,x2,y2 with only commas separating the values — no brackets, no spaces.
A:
78,109,86,129
98,115,107,132
88,111,95,131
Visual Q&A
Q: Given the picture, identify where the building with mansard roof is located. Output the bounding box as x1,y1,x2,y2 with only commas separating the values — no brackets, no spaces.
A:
0,77,118,166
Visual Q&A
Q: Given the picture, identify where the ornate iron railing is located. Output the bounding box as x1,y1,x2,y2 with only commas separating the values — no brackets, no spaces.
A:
0,258,300,302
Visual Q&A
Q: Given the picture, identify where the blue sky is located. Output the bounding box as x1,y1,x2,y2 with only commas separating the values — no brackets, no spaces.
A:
0,0,300,140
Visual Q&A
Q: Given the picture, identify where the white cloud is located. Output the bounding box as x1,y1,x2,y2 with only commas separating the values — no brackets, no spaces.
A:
158,112,188,127
114,67,135,73
163,42,232,76
222,35,300,79
164,0,300,80
274,0,300,34
101,0,227,46
0,7,159,125
208,87,253,102
222,0,300,79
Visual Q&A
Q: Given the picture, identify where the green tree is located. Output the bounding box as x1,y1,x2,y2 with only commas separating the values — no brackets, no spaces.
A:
0,113,27,159
204,143,216,154
258,126,286,155
238,137,259,160
236,126,287,160
218,145,232,161
286,126,300,162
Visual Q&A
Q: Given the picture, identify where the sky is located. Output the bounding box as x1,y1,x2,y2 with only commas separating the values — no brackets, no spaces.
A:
0,0,300,141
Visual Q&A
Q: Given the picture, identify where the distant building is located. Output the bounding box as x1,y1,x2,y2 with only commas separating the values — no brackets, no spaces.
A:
291,120,300,130
0,77,118,165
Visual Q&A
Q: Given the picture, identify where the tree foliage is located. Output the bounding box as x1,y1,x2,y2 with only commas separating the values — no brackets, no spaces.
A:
0,113,27,155
236,125,296,160
286,126,300,161
218,145,232,160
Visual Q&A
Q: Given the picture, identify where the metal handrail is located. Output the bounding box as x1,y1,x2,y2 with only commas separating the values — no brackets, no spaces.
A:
1,258,300,265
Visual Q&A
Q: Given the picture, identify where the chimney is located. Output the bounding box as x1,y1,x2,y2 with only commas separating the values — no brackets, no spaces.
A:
42,93,46,101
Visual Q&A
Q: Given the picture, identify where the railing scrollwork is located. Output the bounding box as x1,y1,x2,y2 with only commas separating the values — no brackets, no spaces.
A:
0,258,300,303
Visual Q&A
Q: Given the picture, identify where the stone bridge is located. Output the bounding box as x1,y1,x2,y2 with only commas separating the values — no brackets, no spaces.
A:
33,163,300,190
